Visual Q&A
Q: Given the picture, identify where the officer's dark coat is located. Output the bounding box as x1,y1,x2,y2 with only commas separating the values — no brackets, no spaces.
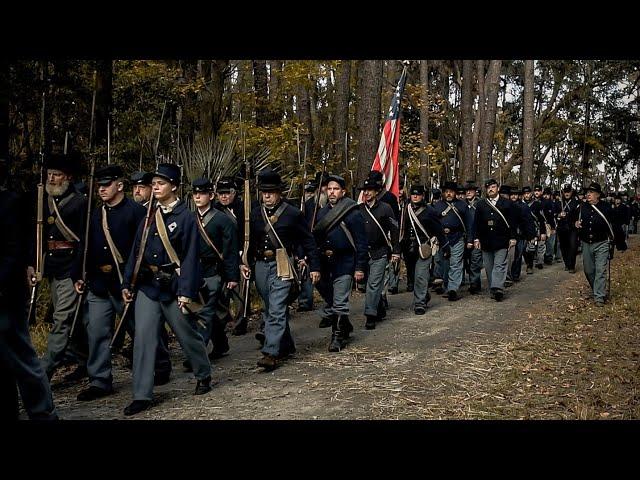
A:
473,197,518,251
577,200,615,245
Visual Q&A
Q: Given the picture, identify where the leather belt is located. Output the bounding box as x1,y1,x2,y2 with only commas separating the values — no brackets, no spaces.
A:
47,240,77,250
98,264,113,273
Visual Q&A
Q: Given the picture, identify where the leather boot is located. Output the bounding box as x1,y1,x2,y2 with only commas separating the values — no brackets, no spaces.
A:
319,314,336,329
328,318,344,352
365,315,377,330
338,315,353,339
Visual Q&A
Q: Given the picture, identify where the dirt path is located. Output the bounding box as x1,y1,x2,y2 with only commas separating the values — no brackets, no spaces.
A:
48,252,609,420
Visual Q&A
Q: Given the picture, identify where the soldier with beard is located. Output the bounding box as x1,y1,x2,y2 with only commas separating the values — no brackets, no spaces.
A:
313,175,367,350
27,153,89,383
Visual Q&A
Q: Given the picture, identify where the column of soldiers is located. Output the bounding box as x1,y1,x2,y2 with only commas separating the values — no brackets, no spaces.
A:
6,147,634,418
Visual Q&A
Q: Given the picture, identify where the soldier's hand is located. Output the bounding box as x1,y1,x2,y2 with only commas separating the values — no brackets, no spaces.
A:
240,265,251,280
575,220,582,229
551,229,556,235
540,234,547,242
122,289,134,304
226,281,238,290
297,259,308,269
391,254,401,263
310,271,320,284
27,266,37,287
474,239,481,250
354,270,365,282
509,239,517,248
466,243,474,249
74,280,85,295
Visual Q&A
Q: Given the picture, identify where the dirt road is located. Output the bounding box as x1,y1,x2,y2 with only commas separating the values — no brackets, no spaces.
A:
48,253,586,420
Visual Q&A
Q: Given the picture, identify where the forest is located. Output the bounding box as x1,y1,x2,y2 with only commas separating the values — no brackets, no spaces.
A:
4,59,640,195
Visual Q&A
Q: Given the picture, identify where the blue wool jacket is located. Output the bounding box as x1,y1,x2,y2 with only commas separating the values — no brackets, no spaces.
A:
122,199,201,301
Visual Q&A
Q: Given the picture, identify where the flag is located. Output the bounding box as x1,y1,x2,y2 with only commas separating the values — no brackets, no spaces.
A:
359,65,407,202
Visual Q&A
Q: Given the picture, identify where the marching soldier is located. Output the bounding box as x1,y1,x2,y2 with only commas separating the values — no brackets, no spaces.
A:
27,153,89,382
0,168,58,420
358,172,400,329
575,182,616,307
432,181,473,301
473,179,517,301
131,171,153,205
213,176,246,334
508,187,536,282
464,181,483,294
612,193,631,251
313,175,368,350
401,185,446,314
241,168,320,371
542,187,560,264
189,178,239,365
121,163,212,416
123,170,172,379
556,184,581,273
297,178,320,312
522,186,547,274
72,165,152,401
533,185,556,268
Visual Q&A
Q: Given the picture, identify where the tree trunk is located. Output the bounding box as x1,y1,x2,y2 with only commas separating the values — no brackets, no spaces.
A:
94,59,112,150
269,60,284,125
419,60,430,187
296,80,314,161
472,60,485,174
355,60,383,187
199,60,228,138
333,60,351,169
521,59,535,187
252,60,269,128
583,62,593,185
478,60,502,179
460,60,474,183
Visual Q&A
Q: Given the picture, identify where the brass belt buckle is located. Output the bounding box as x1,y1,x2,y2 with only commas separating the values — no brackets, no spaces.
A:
324,250,334,257
443,228,450,234
264,250,275,258
99,264,113,273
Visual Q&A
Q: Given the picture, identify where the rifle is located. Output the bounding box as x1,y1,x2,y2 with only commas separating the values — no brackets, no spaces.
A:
110,196,156,350
68,160,95,339
310,158,327,230
27,62,47,325
233,113,251,336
